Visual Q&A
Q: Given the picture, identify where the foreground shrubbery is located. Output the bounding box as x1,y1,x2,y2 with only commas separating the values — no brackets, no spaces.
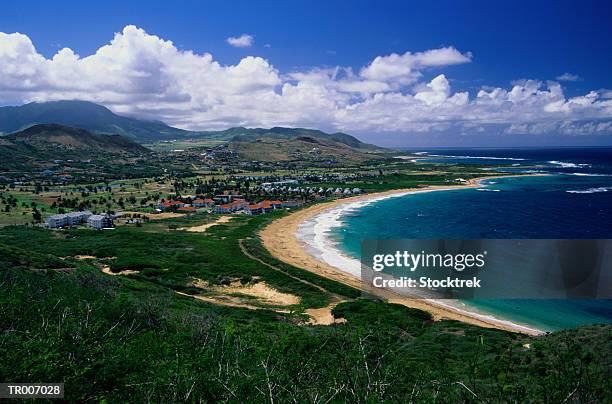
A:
2,267,610,402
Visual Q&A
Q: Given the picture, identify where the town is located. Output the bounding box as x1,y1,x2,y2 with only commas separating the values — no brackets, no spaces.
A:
42,185,364,229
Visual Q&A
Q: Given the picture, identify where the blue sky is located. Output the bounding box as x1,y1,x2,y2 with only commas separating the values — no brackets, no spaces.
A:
1,0,612,145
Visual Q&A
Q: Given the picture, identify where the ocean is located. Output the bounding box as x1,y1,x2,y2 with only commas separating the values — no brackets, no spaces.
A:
299,147,612,332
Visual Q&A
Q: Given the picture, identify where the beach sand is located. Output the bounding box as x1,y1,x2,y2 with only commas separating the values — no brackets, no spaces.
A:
260,176,544,336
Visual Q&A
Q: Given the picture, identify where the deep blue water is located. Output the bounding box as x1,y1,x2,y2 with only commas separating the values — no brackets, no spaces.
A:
330,147,612,331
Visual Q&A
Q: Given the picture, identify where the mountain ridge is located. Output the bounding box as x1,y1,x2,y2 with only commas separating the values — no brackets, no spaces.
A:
0,100,192,142
0,101,379,151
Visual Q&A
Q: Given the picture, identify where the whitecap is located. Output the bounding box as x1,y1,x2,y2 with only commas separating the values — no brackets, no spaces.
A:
564,172,610,177
566,186,612,194
428,154,526,161
548,160,591,168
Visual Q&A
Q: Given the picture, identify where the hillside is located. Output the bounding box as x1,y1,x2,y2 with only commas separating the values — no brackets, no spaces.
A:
0,100,191,142
0,124,150,168
218,127,385,163
207,126,378,149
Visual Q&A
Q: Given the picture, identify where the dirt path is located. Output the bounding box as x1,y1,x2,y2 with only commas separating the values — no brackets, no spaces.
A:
180,216,234,232
238,238,341,300
239,238,349,324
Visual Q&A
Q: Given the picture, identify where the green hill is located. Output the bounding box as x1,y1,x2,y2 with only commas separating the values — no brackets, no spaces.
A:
208,126,378,149
0,100,192,142
227,131,386,163
0,124,150,169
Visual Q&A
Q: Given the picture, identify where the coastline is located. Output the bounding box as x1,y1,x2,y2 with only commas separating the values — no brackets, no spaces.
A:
260,175,545,336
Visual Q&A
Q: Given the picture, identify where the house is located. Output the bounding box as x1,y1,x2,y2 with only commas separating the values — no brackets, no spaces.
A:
87,214,114,230
158,201,173,211
270,200,282,209
246,204,263,215
230,200,248,211
215,204,232,214
281,200,304,208
177,206,197,213
260,200,274,213
157,201,185,211
193,198,215,208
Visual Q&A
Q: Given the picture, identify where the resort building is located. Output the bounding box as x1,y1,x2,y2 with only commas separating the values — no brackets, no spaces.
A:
246,204,263,215
193,198,215,208
87,214,114,230
45,211,92,228
260,201,274,213
281,200,305,208
157,201,185,211
215,204,232,214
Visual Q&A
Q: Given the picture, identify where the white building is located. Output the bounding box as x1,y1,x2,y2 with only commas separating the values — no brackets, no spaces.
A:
87,214,114,230
45,211,92,228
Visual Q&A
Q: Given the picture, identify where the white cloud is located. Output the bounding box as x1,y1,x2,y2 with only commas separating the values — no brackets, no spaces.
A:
360,46,471,85
0,25,611,137
556,72,581,82
226,34,254,48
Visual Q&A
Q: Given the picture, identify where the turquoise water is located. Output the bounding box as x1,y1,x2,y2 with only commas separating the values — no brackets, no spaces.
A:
329,148,612,331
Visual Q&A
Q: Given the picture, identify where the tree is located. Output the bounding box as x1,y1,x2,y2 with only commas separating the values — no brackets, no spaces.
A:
32,208,42,223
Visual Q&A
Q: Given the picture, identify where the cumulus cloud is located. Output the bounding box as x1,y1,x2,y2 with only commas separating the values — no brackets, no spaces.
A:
556,72,581,82
226,34,254,48
0,25,611,136
360,47,471,85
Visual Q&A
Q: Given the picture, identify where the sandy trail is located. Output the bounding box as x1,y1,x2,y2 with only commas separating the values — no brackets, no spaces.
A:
176,279,299,312
120,211,185,220
180,216,234,232
260,175,545,336
305,301,347,325
100,265,139,276
217,281,300,306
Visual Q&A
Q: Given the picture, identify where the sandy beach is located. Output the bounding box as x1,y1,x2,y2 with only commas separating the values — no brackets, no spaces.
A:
260,175,545,336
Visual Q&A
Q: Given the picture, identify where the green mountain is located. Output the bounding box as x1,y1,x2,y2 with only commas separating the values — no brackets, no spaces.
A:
0,101,382,153
225,128,386,163
207,126,377,149
0,124,150,169
0,100,192,142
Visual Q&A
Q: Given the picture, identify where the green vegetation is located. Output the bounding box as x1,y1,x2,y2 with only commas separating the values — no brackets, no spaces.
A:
0,124,150,170
0,214,610,402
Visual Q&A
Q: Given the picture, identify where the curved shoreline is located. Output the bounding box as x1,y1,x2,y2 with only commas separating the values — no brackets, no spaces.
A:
260,175,545,336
